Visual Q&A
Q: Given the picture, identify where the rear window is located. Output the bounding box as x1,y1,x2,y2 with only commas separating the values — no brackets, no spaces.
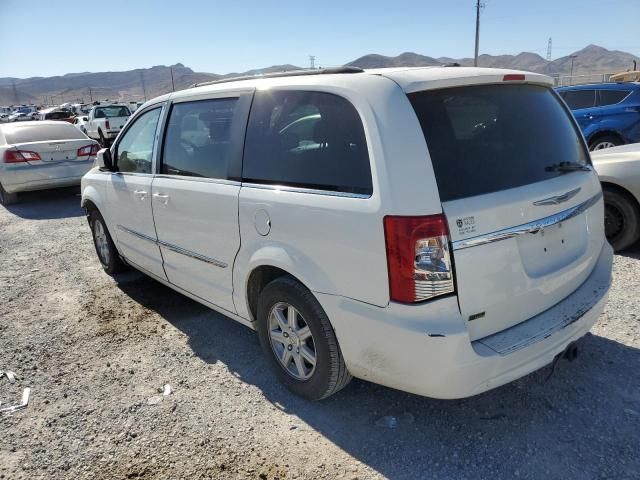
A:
598,89,631,106
4,123,87,144
243,90,372,195
409,84,589,202
94,106,131,118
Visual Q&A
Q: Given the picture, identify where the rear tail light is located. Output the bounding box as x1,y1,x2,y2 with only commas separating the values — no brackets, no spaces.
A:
383,214,455,303
4,150,41,163
105,120,110,130
503,74,526,81
77,144,99,157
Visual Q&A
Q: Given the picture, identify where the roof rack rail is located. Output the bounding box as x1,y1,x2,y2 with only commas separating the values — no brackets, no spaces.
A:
190,66,364,88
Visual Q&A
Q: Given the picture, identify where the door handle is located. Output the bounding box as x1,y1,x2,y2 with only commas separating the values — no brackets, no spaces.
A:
133,190,147,199
153,193,169,205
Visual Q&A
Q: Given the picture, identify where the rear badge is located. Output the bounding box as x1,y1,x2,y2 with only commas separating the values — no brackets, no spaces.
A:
456,216,476,235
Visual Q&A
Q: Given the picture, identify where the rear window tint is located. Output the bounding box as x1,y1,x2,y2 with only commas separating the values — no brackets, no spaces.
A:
598,89,630,106
560,89,596,110
94,106,131,118
243,90,372,195
409,84,589,202
3,123,87,144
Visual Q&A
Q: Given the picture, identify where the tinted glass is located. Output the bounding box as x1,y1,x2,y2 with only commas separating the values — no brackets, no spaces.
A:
4,123,86,143
599,90,630,106
116,108,161,174
161,98,239,179
409,84,589,202
561,89,596,110
243,90,372,195
95,106,131,118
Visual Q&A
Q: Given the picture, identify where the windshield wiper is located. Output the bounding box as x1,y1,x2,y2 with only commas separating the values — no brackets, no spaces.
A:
545,161,591,173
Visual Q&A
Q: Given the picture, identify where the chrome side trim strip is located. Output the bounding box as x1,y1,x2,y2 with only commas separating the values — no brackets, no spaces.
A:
117,224,157,244
157,240,227,268
452,191,603,251
241,182,371,199
116,225,227,268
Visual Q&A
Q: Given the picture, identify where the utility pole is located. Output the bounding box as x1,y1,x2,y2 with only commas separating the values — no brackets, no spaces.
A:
474,1,484,67
11,80,19,104
309,55,316,69
139,70,147,101
546,37,552,61
170,67,175,92
569,55,578,78
88,86,93,103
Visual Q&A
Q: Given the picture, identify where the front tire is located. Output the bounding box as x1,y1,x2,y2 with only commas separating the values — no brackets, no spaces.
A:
88,209,125,274
0,183,18,205
603,187,640,251
257,276,352,400
589,135,622,151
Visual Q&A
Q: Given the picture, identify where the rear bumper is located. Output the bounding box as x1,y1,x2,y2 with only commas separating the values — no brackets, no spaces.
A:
316,242,613,399
1,160,94,193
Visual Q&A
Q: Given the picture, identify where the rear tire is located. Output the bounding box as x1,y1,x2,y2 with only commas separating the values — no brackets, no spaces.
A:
88,209,125,274
0,183,17,206
256,276,352,400
603,187,640,251
98,130,107,148
589,135,622,151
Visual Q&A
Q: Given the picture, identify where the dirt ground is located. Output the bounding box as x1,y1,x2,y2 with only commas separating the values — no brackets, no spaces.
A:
1,187,639,480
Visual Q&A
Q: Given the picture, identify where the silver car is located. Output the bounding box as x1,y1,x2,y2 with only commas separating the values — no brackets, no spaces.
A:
592,143,640,251
0,121,99,205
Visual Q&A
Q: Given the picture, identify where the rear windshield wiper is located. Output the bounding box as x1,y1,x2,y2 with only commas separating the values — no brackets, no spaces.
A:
545,161,591,173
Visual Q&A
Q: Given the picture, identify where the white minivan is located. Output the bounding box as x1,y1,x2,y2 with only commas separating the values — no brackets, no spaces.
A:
81,66,613,400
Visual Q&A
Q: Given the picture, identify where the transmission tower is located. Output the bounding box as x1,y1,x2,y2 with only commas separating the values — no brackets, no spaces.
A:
309,55,316,69
546,37,553,61
11,80,19,104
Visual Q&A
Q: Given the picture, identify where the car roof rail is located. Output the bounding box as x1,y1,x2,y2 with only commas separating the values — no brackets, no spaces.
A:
190,66,365,88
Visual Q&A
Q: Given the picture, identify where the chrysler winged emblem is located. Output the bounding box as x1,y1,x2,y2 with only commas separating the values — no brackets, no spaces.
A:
533,188,581,206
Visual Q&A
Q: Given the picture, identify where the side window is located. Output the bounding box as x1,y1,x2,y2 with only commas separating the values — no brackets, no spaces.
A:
115,108,161,174
243,90,372,195
598,90,631,107
161,98,239,179
561,90,596,110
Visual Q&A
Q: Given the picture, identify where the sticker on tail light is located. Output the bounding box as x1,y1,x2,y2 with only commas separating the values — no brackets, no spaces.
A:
383,214,455,303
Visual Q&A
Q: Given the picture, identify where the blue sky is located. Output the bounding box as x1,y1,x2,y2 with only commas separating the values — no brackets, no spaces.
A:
1,0,638,78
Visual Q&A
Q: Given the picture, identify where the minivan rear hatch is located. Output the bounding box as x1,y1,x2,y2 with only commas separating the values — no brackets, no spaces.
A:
407,80,605,341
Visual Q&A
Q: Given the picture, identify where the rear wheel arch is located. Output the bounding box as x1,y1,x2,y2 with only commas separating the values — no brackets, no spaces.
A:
600,181,640,251
601,181,640,209
588,130,624,149
246,265,302,322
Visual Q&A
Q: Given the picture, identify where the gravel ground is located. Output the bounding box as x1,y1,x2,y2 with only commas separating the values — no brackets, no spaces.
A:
1,187,639,480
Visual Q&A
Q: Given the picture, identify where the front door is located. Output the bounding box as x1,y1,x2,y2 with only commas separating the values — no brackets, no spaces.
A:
151,92,252,313
108,106,167,280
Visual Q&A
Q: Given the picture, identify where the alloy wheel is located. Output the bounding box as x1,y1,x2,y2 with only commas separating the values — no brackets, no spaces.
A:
93,219,111,265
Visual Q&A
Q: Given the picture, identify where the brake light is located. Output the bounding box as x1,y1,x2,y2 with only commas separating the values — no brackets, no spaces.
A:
4,150,41,163
503,74,526,81
383,214,455,303
105,120,110,130
77,144,99,157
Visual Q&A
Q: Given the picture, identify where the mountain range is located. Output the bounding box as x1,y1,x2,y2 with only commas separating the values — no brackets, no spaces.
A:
1,45,637,106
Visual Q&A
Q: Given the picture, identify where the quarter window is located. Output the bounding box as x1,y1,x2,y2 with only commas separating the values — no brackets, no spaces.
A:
561,89,596,110
598,90,630,106
243,90,372,195
161,98,239,179
115,107,161,174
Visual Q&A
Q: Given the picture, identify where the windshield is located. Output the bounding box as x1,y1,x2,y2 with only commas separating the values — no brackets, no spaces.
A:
94,106,131,118
409,84,589,202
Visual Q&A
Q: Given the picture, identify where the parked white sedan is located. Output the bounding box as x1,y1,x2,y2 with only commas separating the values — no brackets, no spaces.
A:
0,121,99,205
592,143,640,251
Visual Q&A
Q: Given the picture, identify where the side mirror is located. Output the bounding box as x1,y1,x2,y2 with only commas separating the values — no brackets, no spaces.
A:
97,148,115,171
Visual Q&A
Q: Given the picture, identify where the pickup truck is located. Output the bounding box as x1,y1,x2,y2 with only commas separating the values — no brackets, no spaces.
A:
86,105,131,146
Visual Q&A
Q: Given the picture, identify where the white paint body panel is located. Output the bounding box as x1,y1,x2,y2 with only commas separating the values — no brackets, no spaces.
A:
80,67,613,399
